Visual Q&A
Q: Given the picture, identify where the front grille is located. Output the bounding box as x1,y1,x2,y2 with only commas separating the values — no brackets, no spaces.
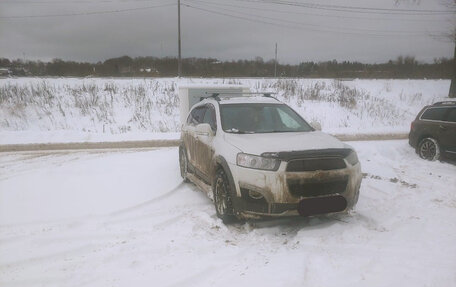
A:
287,178,348,197
274,148,352,161
286,158,346,172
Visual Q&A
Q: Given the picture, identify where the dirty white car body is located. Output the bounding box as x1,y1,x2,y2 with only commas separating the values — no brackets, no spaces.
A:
179,94,362,223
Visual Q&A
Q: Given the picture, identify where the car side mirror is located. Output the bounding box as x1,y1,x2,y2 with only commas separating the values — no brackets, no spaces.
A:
195,123,214,137
310,121,322,131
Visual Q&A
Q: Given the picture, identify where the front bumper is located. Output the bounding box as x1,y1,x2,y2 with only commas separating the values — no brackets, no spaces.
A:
228,159,362,219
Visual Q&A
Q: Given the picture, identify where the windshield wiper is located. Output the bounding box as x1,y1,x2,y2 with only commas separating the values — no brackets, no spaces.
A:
261,130,293,133
263,129,310,133
225,128,255,134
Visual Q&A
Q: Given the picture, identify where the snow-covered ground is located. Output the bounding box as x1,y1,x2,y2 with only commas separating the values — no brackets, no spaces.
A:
1,140,455,287
0,78,450,144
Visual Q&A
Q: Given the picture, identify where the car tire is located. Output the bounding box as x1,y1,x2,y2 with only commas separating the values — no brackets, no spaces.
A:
179,147,190,182
417,137,440,161
213,169,237,224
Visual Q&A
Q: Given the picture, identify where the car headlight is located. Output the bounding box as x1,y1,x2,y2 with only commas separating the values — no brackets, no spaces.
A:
236,153,280,171
346,150,359,165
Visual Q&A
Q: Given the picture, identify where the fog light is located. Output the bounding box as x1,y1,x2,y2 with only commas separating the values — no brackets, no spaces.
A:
248,190,264,200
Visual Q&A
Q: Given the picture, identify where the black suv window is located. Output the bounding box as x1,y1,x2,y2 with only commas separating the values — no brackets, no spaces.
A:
202,104,217,131
421,107,448,121
187,106,207,126
447,108,456,123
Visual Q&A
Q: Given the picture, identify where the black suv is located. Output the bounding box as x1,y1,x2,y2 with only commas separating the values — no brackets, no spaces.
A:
409,101,456,161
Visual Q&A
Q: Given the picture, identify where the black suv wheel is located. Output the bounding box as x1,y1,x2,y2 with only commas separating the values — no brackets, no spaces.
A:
418,137,440,161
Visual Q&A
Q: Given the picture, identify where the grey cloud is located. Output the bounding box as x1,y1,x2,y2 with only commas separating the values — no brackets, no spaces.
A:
0,0,453,63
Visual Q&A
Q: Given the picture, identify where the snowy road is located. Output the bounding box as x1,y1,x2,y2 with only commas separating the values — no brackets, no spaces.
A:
1,140,455,287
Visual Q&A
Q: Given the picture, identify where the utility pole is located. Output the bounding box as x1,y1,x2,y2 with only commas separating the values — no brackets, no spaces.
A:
450,39,456,98
274,43,277,78
178,0,182,77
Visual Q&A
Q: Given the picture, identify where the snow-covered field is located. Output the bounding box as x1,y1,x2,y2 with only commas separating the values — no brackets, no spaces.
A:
0,78,450,144
1,140,455,287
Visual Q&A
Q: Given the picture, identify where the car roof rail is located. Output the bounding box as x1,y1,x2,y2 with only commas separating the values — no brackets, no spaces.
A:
433,101,456,106
200,93,221,102
200,92,278,102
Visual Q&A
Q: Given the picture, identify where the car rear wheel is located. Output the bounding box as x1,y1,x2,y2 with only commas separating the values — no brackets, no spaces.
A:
418,137,440,161
179,148,190,182
213,169,237,224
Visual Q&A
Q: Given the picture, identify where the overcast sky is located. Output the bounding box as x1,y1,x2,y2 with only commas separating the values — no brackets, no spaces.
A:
0,0,454,64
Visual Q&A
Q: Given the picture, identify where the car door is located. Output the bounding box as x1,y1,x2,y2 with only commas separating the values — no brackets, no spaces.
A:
441,107,456,156
195,104,217,182
184,106,207,170
419,107,447,141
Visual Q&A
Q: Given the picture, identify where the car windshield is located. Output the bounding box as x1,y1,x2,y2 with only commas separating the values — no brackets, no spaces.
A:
220,103,313,134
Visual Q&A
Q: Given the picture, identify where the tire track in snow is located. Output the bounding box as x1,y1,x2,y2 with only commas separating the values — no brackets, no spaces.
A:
0,182,188,233
109,182,186,216
0,244,95,270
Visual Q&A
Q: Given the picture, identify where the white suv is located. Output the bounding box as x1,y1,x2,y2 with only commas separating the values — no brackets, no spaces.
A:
179,93,362,223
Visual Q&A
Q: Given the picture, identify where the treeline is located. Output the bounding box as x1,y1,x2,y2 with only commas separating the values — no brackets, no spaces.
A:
0,55,453,79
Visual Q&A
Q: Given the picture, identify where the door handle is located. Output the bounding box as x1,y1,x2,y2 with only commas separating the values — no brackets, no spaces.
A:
439,125,447,131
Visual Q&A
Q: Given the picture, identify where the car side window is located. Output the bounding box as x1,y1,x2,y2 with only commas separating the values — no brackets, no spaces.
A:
188,106,207,126
446,108,456,123
202,104,217,131
421,108,448,121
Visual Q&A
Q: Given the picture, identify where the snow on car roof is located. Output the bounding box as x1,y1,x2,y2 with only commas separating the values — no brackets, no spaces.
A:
218,96,281,105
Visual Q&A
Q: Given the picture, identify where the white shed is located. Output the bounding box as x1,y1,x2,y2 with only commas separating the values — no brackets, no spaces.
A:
178,84,250,124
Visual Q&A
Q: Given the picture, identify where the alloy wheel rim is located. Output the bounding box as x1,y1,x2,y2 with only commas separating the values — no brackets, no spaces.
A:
420,140,436,159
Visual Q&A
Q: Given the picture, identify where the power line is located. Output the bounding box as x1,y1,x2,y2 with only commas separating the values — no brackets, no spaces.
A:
0,2,175,19
182,2,445,36
181,3,300,29
271,0,455,13
262,0,456,14
180,3,377,35
188,2,440,34
4,0,454,16
232,0,456,15
187,0,449,23
0,0,172,4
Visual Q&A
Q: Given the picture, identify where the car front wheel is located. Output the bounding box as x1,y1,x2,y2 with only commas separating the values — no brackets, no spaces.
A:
418,137,440,161
213,169,237,224
179,147,190,182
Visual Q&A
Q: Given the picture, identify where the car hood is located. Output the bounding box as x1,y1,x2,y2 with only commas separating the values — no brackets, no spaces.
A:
223,131,348,155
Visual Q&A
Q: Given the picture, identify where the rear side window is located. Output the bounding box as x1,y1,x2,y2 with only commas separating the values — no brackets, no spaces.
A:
187,106,207,126
420,108,448,121
446,108,456,123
